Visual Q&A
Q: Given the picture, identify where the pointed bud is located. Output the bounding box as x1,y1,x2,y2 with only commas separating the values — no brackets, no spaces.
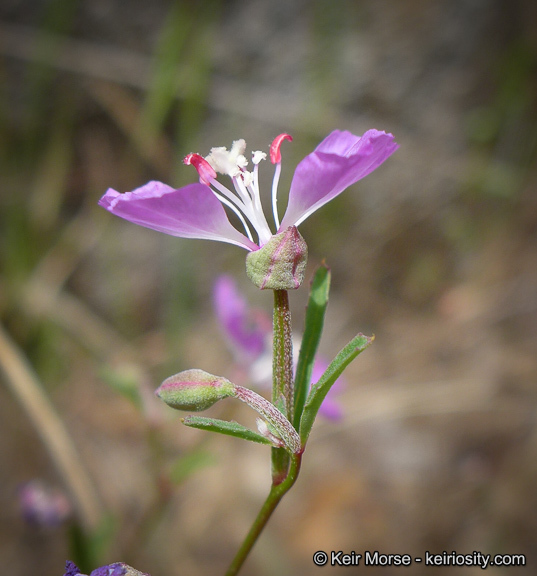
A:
246,226,308,290
156,369,235,411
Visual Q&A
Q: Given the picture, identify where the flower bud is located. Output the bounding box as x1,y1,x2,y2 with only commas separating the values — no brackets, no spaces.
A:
246,226,308,290
155,369,235,411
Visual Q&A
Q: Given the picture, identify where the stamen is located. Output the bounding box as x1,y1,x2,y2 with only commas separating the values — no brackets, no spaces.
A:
207,177,255,242
206,141,248,176
271,162,283,230
184,153,216,186
210,176,252,218
230,139,248,166
185,152,255,242
248,165,267,222
252,150,267,165
211,190,255,243
186,137,286,247
270,133,292,164
269,134,292,230
233,176,272,245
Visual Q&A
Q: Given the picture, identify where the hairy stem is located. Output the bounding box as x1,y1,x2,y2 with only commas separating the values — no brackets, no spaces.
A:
224,453,302,576
271,289,294,481
224,288,300,576
272,289,293,414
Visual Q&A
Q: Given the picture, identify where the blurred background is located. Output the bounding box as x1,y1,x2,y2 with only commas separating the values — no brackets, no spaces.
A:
1,0,536,574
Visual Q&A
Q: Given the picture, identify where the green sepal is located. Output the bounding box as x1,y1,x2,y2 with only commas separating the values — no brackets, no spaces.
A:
181,415,275,446
246,226,308,290
293,264,331,429
299,333,374,444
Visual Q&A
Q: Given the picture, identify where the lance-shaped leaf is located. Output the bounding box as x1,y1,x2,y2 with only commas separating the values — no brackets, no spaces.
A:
299,333,374,444
293,264,331,428
181,416,275,446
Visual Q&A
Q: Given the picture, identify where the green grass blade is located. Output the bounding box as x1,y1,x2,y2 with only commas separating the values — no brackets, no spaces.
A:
299,333,374,444
293,264,331,428
182,416,274,446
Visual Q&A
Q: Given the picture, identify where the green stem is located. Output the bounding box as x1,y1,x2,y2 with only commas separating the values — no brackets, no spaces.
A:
272,289,293,416
224,453,302,576
224,288,300,576
271,289,294,482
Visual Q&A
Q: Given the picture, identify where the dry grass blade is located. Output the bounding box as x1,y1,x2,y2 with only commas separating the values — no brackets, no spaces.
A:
0,321,104,530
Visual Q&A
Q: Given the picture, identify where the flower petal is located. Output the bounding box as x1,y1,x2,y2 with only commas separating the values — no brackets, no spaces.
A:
279,129,398,229
99,181,258,251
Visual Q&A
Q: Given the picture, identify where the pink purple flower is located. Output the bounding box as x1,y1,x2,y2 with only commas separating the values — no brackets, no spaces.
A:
99,129,397,251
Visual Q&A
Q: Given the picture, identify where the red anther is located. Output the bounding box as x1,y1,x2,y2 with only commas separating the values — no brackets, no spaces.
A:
270,133,293,164
184,153,217,185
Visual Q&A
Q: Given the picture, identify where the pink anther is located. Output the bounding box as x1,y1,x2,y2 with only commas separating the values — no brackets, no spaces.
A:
269,133,293,164
184,153,217,185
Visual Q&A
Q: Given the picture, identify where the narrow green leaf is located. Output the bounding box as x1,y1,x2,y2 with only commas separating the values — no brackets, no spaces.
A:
299,333,374,443
293,264,331,428
182,416,274,446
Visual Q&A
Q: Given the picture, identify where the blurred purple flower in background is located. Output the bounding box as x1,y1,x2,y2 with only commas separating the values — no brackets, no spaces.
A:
18,480,71,527
213,275,269,363
64,561,150,576
99,129,397,251
213,275,343,420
